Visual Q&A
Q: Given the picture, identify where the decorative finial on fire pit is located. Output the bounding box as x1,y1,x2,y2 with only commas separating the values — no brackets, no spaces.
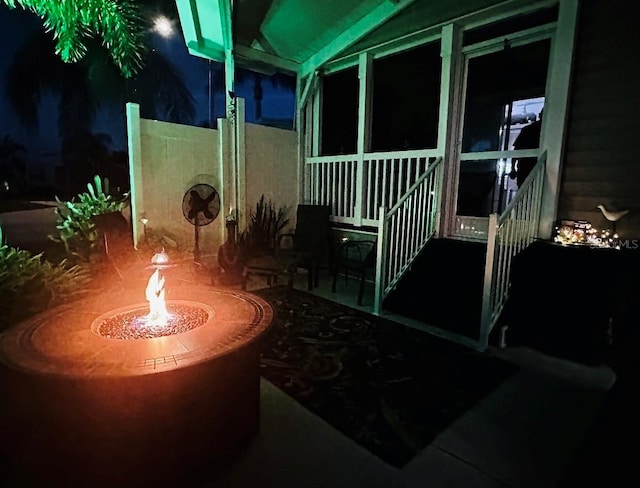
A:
152,248,169,265
148,248,175,270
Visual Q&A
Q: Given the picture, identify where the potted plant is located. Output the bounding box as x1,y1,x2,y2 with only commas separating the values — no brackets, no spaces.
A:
240,194,290,259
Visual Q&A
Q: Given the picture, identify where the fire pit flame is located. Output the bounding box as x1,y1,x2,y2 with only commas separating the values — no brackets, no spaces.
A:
145,267,169,328
90,250,212,340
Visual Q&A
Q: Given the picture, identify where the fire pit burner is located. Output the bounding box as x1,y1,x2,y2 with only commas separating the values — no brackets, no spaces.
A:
93,301,211,340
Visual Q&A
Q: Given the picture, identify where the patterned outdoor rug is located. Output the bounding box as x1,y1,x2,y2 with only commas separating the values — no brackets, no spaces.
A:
255,286,519,469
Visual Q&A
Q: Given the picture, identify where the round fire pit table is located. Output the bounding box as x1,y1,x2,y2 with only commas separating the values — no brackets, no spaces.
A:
0,286,273,488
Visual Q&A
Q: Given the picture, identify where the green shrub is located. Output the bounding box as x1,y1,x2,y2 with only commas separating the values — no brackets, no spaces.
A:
0,225,91,332
50,175,126,261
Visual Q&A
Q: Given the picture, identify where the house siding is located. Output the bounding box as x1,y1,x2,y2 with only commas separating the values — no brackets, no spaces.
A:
558,0,640,239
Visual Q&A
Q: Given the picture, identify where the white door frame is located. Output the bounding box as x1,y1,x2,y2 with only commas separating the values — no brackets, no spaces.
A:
441,0,579,241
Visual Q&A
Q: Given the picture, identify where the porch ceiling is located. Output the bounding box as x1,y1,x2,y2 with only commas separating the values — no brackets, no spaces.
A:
175,0,510,77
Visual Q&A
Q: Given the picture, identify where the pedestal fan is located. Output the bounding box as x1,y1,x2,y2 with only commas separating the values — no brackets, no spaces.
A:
182,183,220,262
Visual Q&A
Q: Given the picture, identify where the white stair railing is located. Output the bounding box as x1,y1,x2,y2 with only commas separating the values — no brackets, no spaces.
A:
479,150,547,349
374,157,444,314
305,150,438,226
305,153,359,225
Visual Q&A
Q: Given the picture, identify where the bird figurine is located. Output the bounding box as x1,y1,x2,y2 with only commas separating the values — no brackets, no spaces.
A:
596,204,629,234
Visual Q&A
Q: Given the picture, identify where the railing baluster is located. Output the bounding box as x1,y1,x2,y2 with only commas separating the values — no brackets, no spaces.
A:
337,161,343,218
316,162,320,205
331,162,337,215
381,159,386,216
325,162,330,207
312,163,316,204
365,159,373,221
399,158,405,201
389,159,397,210
322,162,326,207
417,179,426,244
407,196,413,261
352,160,357,218
317,163,323,205
389,213,397,283
373,159,378,221
346,160,351,219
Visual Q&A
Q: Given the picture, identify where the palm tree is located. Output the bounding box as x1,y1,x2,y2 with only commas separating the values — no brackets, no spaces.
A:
5,27,195,134
131,49,195,124
236,68,297,122
3,23,195,194
5,31,98,139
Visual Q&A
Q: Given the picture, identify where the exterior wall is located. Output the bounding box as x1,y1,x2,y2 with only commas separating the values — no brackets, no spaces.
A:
134,116,225,259
244,122,299,230
558,0,640,239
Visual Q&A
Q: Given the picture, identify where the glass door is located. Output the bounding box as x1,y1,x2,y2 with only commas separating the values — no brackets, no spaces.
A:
451,36,551,240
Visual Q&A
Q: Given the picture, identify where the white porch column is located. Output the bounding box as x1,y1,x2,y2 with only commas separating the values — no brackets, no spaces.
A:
311,77,322,158
296,75,305,204
355,52,374,227
539,0,579,238
297,73,319,205
437,23,464,238
224,47,236,212
309,77,322,206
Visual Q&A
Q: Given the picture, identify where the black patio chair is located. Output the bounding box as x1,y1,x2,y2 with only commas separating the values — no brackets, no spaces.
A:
331,239,376,306
242,204,331,290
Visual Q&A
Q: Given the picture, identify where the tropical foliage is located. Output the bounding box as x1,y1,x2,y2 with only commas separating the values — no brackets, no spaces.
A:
51,174,126,260
2,0,144,78
240,194,290,257
0,224,91,331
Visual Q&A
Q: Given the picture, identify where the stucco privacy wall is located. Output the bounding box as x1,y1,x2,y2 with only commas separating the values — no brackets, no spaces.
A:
127,103,228,259
244,122,299,230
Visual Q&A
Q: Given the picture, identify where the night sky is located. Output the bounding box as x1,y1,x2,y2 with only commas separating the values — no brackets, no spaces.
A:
0,2,295,181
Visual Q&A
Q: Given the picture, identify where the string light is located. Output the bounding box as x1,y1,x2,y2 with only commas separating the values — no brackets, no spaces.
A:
554,220,620,249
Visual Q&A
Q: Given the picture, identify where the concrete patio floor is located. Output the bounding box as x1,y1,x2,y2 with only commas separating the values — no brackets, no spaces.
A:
0,204,617,487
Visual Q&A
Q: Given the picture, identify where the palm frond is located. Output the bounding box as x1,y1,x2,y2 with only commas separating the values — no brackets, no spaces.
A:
4,0,145,78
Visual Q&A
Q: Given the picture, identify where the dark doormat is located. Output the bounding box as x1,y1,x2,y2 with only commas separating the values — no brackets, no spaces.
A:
254,286,518,469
